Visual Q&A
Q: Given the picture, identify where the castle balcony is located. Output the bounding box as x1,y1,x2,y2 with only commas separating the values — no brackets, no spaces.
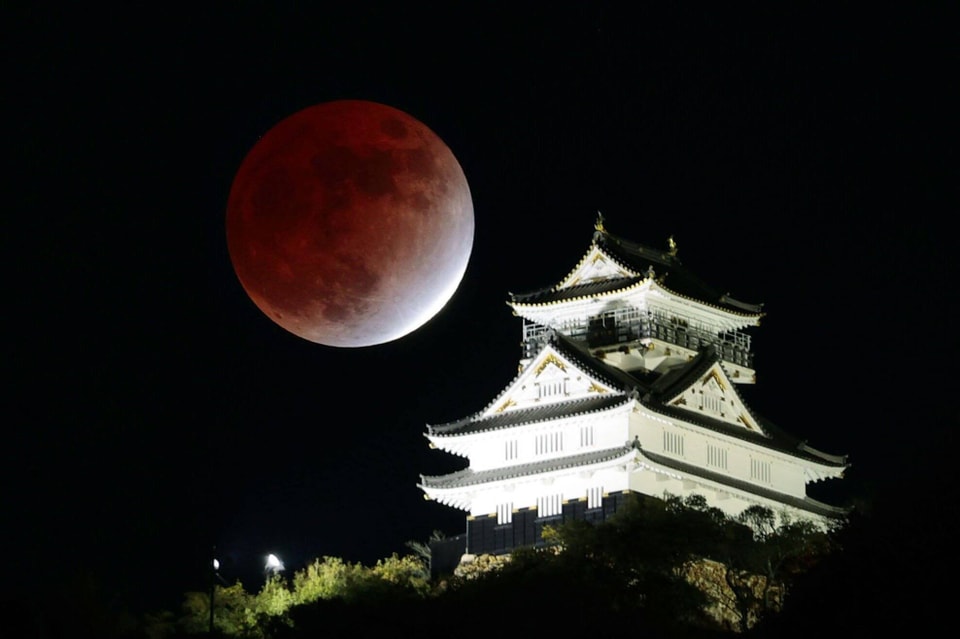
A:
521,316,753,369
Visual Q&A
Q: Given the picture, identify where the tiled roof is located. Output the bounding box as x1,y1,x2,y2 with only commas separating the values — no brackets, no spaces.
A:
419,445,637,489
420,439,848,518
595,229,763,314
637,447,850,518
508,227,763,316
427,394,632,436
548,333,651,392
510,276,645,305
552,334,848,468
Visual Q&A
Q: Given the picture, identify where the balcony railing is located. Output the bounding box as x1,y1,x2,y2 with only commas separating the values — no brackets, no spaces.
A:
521,316,753,368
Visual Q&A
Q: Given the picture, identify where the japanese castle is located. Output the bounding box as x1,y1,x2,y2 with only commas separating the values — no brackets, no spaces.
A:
419,214,848,563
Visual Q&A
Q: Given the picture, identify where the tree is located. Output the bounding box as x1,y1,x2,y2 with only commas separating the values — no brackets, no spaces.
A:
170,553,434,638
368,553,431,597
509,492,840,635
458,493,719,634
290,556,363,606
703,505,839,632
251,574,294,636
179,581,260,638
404,529,446,564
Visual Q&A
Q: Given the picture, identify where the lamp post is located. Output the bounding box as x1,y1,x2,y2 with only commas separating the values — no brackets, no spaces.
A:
209,549,220,636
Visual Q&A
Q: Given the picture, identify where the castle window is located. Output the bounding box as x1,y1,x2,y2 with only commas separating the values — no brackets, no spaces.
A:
579,425,595,447
703,393,722,415
535,431,564,456
751,458,772,484
663,430,685,457
587,312,618,347
505,439,518,461
537,379,568,399
497,503,513,525
587,486,603,509
707,444,728,470
537,494,563,518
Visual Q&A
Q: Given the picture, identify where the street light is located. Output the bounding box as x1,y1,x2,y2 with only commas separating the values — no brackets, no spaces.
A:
265,553,285,578
209,550,225,636
209,550,219,636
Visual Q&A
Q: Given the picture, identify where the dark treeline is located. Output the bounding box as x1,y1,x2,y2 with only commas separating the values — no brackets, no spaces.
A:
7,484,951,639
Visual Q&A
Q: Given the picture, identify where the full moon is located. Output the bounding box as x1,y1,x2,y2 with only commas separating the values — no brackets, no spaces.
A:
226,100,474,347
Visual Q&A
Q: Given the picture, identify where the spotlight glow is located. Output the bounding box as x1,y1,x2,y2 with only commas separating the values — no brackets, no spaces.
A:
265,553,284,574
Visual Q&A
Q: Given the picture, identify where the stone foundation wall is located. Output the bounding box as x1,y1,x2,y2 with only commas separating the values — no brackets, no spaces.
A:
452,553,512,580
452,553,780,632
683,558,782,631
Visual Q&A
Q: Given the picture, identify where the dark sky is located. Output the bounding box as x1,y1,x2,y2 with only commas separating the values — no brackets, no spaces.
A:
7,3,956,614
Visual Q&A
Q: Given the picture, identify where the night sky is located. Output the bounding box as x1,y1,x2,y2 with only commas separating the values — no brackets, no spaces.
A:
7,3,956,615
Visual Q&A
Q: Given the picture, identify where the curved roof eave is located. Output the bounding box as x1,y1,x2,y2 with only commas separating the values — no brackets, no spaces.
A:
508,278,764,324
638,447,850,519
643,399,848,469
595,226,765,312
427,394,632,437
419,444,639,489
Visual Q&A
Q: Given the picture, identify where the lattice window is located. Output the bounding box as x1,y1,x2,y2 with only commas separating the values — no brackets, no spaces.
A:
538,379,568,399
496,503,513,525
535,431,564,456
504,439,518,461
703,393,722,415
707,444,728,470
579,425,595,448
663,430,685,456
751,458,772,484
587,486,603,509
537,494,563,517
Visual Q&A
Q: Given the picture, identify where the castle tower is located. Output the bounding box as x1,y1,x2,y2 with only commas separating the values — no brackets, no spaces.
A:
419,214,848,560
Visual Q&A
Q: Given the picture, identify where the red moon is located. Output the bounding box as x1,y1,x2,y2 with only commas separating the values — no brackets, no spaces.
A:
226,100,474,347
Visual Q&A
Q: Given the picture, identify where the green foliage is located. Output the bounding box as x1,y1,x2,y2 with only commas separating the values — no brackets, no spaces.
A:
177,590,211,635
403,529,446,563
295,553,431,605
142,610,177,639
677,501,841,632
178,581,262,638
165,498,835,637
253,575,295,635
172,553,433,638
543,493,716,627
519,493,840,634
369,553,431,597
290,556,363,605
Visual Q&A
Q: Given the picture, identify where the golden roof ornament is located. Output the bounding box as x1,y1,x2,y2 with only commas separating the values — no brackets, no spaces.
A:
595,211,606,233
668,235,678,256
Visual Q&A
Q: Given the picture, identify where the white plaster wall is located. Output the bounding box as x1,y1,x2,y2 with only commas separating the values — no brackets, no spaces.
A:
469,463,633,517
467,405,631,472
629,468,756,520
631,411,811,504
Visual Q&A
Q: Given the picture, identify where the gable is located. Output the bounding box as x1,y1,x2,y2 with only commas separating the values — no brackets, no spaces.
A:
557,244,639,290
663,362,762,433
481,345,619,417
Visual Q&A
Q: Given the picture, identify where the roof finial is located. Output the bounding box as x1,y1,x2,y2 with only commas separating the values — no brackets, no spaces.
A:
668,235,677,256
595,211,606,233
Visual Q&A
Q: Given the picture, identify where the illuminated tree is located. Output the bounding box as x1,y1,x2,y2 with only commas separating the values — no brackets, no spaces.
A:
179,581,259,637
290,556,364,605
710,505,837,632
252,574,294,635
